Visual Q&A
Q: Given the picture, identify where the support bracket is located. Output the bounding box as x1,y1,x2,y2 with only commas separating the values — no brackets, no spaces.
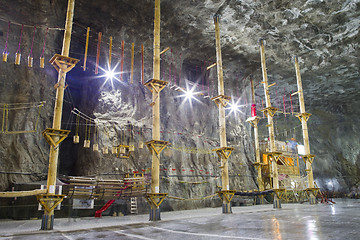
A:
267,152,283,163
261,107,278,118
246,116,261,128
144,79,168,105
49,54,79,73
145,140,170,155
305,187,320,198
42,128,70,147
216,190,236,203
36,194,66,213
145,193,168,208
253,162,266,171
211,95,231,107
213,147,234,160
296,112,312,122
302,154,315,165
273,189,286,200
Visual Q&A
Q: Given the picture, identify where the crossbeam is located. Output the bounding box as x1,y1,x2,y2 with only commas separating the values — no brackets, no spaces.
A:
211,95,231,108
145,193,168,208
145,140,170,155
37,194,66,213
42,128,70,147
49,54,79,73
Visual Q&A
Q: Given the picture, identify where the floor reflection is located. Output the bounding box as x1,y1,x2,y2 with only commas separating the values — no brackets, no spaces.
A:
271,216,282,240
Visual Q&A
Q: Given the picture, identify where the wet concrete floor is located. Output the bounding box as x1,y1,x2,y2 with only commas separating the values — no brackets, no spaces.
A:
0,199,359,240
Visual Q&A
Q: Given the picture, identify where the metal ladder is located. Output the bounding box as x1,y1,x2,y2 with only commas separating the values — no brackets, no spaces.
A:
130,197,137,214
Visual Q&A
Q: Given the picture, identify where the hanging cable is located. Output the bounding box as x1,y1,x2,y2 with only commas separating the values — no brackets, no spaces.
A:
27,26,36,67
40,27,48,68
14,24,24,65
2,21,10,62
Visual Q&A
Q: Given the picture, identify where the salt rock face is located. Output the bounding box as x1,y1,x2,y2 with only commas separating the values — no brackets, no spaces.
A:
0,0,358,204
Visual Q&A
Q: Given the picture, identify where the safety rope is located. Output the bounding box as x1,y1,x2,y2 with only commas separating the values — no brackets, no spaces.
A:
40,28,48,58
15,24,24,54
75,114,80,136
28,26,36,57
3,21,10,54
167,193,217,201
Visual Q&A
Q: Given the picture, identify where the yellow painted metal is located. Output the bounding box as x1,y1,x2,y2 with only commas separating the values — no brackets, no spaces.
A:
28,56,33,68
213,15,232,210
15,52,21,65
145,140,170,155
249,79,263,191
37,194,66,213
130,42,134,84
148,0,166,199
144,79,168,106
83,27,90,71
40,57,45,68
259,39,279,191
109,36,113,67
116,144,132,158
0,189,46,198
42,0,76,230
2,52,8,62
49,54,79,73
268,82,276,88
213,147,234,163
291,91,299,96
42,128,71,147
160,47,169,55
1,102,44,134
294,56,314,189
211,95,231,108
216,190,236,203
145,193,168,208
206,62,217,70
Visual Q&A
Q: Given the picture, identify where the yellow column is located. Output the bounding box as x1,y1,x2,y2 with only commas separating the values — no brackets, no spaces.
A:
259,39,281,208
213,15,233,213
250,79,263,192
294,56,316,204
42,0,75,230
152,0,161,195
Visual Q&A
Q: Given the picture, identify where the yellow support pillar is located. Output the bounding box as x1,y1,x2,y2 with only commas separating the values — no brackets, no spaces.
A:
144,0,169,221
41,0,78,230
259,39,281,208
246,79,264,204
212,15,233,214
294,56,317,204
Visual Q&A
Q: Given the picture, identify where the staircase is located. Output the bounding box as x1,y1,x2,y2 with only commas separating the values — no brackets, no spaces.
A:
130,197,137,214
95,200,115,218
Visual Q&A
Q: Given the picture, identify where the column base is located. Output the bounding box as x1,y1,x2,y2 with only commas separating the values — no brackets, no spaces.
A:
256,195,265,205
309,194,317,205
222,202,232,214
273,195,281,209
149,207,161,221
40,214,54,230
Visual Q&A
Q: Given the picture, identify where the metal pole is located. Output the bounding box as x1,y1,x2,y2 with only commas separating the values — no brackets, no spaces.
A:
42,0,75,230
294,56,316,204
259,39,280,208
214,15,231,213
250,79,263,192
149,0,161,220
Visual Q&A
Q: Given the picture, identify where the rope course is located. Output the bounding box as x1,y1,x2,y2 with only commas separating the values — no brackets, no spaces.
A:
0,101,45,134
